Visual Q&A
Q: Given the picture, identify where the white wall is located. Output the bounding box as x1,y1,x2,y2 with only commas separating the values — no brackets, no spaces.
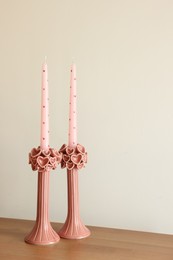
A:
0,0,173,234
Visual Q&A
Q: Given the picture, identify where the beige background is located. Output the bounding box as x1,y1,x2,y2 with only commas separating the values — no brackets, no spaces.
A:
0,0,173,234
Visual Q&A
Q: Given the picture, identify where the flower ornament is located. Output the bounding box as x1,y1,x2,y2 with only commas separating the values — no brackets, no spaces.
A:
59,144,87,170
29,146,62,172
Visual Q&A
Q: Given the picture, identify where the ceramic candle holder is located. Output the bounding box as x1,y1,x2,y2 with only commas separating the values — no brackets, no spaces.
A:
58,144,90,239
25,146,62,245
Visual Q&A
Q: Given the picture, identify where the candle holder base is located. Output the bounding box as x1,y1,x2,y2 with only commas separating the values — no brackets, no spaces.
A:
58,220,90,239
59,147,90,240
25,223,60,245
24,170,61,246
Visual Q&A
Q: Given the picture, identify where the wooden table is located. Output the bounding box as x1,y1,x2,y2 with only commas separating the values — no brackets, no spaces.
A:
1,218,173,260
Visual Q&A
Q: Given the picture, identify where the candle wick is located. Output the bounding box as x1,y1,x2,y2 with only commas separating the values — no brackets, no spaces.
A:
72,57,75,64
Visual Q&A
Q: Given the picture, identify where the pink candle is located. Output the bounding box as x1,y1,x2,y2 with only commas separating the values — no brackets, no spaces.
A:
40,60,49,150
69,63,77,147
59,63,91,239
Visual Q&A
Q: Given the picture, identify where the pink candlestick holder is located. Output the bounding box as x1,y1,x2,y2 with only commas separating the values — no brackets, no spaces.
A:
58,144,90,239
25,146,62,245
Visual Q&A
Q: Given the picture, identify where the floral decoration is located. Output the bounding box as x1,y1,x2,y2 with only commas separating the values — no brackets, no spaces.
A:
59,143,87,170
29,146,62,172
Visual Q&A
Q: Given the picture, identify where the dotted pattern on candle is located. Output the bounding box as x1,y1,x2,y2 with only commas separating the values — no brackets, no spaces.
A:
41,64,49,150
68,64,77,147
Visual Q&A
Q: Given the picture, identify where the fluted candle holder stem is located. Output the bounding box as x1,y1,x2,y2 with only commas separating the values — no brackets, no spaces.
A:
25,171,60,245
58,168,90,239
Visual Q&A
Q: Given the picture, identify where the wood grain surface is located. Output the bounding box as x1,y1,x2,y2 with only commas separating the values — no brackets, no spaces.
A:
0,218,173,260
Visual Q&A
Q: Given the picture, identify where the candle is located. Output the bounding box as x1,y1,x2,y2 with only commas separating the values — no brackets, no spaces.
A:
69,63,77,147
59,63,91,239
25,60,61,245
40,59,49,150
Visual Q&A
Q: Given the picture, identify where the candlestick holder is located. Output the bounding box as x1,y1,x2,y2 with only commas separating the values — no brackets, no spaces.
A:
25,146,62,245
58,144,90,239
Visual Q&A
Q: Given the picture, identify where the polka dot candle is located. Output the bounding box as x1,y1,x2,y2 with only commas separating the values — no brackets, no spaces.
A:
41,61,49,150
69,63,77,147
58,64,90,239
25,60,60,245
